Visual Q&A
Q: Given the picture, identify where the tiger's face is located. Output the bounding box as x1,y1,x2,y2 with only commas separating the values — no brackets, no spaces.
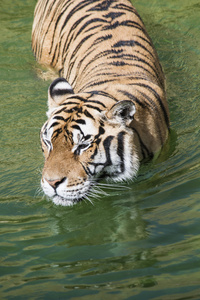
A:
40,78,139,206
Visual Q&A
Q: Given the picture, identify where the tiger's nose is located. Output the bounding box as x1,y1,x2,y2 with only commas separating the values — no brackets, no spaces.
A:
45,177,66,189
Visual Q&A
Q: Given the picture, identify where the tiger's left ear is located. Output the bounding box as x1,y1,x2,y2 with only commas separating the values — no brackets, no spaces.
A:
47,78,74,115
107,100,136,126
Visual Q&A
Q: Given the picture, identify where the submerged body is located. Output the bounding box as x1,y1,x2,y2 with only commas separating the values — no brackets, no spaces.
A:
32,0,169,206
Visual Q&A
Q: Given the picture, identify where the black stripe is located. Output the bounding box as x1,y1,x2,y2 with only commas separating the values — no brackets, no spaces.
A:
102,20,144,31
114,3,145,25
75,18,107,38
52,128,62,140
67,95,87,102
76,119,86,124
49,122,59,129
84,134,92,140
132,128,153,159
93,34,113,46
117,132,125,172
136,89,164,143
94,126,105,141
51,88,73,97
89,49,124,63
80,162,90,176
110,61,157,80
71,33,94,53
49,1,71,55
90,146,98,160
135,34,153,48
85,104,102,112
64,108,76,114
77,47,121,80
81,78,116,91
108,53,159,78
53,116,65,121
103,135,114,167
113,40,154,58
62,14,89,51
71,124,84,137
66,33,94,78
114,3,137,14
50,44,58,67
60,0,99,63
71,35,113,86
85,24,102,33
34,0,54,59
40,0,69,60
86,100,106,108
103,12,124,20
89,90,118,102
119,89,164,144
88,0,113,11
132,83,170,128
84,109,95,120
61,0,97,33
71,124,81,130
110,61,126,67
60,101,79,106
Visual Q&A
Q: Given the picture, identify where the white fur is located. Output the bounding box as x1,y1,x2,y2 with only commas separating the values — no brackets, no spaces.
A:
53,81,72,92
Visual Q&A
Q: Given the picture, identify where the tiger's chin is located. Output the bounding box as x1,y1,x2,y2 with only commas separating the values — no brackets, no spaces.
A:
52,195,80,207
46,190,90,207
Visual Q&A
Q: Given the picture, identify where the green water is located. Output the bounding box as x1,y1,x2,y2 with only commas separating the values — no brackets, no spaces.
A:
0,0,200,299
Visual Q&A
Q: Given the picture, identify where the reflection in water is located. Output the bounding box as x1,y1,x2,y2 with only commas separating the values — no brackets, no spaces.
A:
1,193,200,299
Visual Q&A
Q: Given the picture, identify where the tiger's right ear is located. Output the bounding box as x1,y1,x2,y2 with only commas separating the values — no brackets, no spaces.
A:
47,78,74,115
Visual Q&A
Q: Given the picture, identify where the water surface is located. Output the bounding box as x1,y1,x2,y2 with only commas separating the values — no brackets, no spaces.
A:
0,0,200,299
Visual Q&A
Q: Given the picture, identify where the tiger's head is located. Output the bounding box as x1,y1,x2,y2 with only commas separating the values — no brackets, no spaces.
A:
40,78,139,206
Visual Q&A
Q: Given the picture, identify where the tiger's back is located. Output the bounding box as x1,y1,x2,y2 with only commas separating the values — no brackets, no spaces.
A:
32,0,170,206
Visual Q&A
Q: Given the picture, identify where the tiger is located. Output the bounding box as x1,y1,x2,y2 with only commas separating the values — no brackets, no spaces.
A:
32,0,170,206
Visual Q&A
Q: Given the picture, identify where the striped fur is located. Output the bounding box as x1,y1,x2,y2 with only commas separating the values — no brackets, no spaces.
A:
32,0,170,206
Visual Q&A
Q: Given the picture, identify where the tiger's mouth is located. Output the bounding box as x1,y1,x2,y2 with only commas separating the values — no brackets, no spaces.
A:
41,177,92,206
52,186,91,206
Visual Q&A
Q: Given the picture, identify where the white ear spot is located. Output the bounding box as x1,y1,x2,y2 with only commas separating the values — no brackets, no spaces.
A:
47,78,74,115
53,81,72,92
49,78,74,101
